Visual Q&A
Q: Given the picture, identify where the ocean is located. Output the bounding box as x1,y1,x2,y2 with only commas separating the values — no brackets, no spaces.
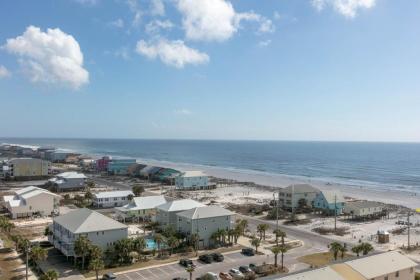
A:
1,138,420,192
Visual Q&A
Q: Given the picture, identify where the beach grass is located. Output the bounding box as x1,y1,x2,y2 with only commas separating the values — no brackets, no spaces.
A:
297,251,352,267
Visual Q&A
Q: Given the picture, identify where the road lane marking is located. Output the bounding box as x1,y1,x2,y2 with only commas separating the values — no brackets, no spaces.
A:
135,271,146,280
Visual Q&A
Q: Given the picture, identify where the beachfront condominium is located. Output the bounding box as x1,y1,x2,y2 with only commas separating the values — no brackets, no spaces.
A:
108,158,137,175
48,171,87,191
314,190,346,215
3,158,51,179
156,199,205,229
115,195,167,222
176,205,234,249
278,184,320,211
343,201,384,219
3,186,61,219
49,208,128,257
175,171,209,190
92,190,134,208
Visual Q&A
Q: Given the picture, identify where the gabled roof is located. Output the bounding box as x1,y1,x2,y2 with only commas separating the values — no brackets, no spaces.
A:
282,184,320,194
156,199,204,212
116,195,167,212
180,171,206,178
345,251,417,279
277,266,346,280
15,186,59,199
319,190,345,204
344,200,382,209
15,186,40,195
177,206,233,220
93,190,133,199
54,208,127,233
56,172,87,179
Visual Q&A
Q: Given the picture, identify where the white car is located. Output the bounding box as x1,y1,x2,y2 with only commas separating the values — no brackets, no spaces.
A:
203,272,219,280
228,269,244,279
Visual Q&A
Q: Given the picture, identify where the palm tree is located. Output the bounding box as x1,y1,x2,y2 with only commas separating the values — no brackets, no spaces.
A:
153,233,166,256
232,227,241,244
251,236,261,253
329,242,343,261
89,245,102,260
89,257,104,280
190,234,199,256
74,236,92,270
114,238,133,264
361,242,373,255
279,245,288,270
41,269,59,280
166,236,180,256
127,194,134,201
351,245,362,257
11,235,23,251
270,246,281,267
132,185,145,196
30,245,47,272
219,228,227,245
339,244,347,259
210,231,220,246
44,226,53,237
186,265,195,280
132,236,146,257
84,190,93,204
257,224,270,240
273,229,286,246
19,238,31,280
227,229,235,245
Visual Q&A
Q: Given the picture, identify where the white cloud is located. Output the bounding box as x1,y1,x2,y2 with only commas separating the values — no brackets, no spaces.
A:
0,65,11,78
109,18,124,28
145,20,174,34
2,26,89,89
150,0,165,16
312,0,376,18
258,40,271,47
136,38,209,68
176,0,274,42
126,0,142,27
174,109,192,115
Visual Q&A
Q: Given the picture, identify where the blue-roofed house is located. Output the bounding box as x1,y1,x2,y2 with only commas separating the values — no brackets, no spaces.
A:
314,190,346,215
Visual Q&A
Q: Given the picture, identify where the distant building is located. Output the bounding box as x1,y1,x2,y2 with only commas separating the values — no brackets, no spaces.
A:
154,168,181,183
3,186,60,219
175,171,209,190
278,184,320,210
96,156,111,172
108,158,136,175
49,171,87,191
4,158,51,179
343,201,383,218
275,251,416,280
115,195,167,221
92,190,134,208
177,206,234,248
45,151,71,162
127,163,147,177
49,208,128,257
156,199,205,229
314,190,346,215
139,166,162,180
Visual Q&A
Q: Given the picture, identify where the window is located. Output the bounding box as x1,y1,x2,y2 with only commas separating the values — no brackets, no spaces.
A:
395,271,399,277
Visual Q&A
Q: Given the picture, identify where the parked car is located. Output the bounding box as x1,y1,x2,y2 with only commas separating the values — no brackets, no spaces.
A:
211,252,224,262
173,278,187,280
241,248,255,256
102,273,116,280
199,254,213,264
228,268,244,279
249,263,257,271
202,272,218,280
219,272,233,280
179,258,195,268
238,266,253,274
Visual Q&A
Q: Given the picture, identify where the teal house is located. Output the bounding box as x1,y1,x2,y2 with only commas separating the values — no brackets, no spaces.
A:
314,190,345,215
108,158,136,175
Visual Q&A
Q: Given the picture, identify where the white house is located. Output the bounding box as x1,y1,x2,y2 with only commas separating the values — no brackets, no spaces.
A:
175,171,209,190
92,190,134,208
176,206,234,248
343,201,383,218
278,184,320,210
3,186,60,219
156,199,205,229
48,171,87,191
115,195,167,221
49,208,128,257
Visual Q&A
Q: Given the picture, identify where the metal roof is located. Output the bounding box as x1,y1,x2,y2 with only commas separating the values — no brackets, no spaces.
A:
56,172,87,179
177,206,234,220
344,200,382,210
54,208,127,234
156,199,205,212
319,190,346,204
116,195,167,212
180,171,206,178
93,190,133,199
276,266,346,280
281,184,320,194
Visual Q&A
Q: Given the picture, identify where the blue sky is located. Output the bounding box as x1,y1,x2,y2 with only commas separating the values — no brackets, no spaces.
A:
0,0,420,142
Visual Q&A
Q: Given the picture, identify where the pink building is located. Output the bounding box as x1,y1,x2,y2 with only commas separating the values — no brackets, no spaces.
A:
96,156,111,172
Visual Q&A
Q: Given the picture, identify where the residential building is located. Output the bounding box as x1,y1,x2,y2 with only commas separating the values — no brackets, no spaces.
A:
108,158,136,175
49,208,128,257
3,186,61,219
278,184,320,210
4,158,51,179
48,171,87,191
156,199,205,229
275,251,417,280
139,166,162,180
177,205,234,248
127,163,147,177
314,190,346,215
45,151,71,162
175,171,209,190
154,168,181,184
343,201,383,218
96,156,111,172
115,195,167,221
92,190,134,208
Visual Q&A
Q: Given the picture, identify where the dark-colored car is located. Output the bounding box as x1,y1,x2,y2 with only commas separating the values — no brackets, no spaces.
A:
173,278,187,280
211,252,224,262
241,248,255,256
199,254,213,264
102,273,116,280
179,258,195,267
239,266,253,274
249,263,257,271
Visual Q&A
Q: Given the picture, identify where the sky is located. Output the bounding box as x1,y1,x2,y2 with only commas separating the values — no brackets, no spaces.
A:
0,0,420,142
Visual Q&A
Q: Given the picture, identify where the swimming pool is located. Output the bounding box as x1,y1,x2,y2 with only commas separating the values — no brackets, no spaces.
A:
146,239,157,250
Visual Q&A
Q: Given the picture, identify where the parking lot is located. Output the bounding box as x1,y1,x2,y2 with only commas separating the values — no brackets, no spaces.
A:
117,251,273,280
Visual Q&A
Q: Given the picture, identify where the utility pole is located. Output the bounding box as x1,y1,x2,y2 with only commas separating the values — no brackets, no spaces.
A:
25,243,29,280
334,194,337,233
407,211,411,249
273,193,279,232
